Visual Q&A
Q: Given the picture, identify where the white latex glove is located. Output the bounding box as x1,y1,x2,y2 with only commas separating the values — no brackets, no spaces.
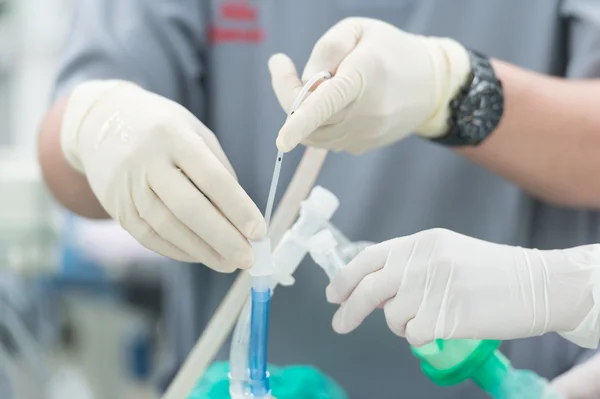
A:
269,17,471,154
61,80,266,271
326,228,600,348
552,352,600,399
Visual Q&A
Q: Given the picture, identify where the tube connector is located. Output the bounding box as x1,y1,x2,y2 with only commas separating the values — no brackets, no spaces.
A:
269,186,340,288
308,229,344,282
249,239,275,278
300,186,340,221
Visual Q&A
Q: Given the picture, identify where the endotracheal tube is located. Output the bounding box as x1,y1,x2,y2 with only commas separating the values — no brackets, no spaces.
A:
245,71,333,399
247,240,274,398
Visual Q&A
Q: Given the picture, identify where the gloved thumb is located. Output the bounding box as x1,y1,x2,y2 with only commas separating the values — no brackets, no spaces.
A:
301,17,362,80
405,319,435,348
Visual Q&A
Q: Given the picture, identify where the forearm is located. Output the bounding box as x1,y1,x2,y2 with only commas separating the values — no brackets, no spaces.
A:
37,95,109,219
552,353,600,399
458,60,600,208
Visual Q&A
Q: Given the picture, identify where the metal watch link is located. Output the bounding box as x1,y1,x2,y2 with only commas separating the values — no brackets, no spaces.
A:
431,49,504,147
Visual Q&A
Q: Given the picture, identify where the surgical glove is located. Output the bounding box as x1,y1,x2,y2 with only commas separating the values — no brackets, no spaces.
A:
61,80,266,271
326,228,600,348
552,352,600,399
269,17,471,154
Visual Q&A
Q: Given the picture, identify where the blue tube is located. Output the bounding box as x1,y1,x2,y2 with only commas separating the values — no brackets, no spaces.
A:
249,287,271,397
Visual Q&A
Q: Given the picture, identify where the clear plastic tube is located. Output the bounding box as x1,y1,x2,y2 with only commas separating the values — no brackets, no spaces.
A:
308,229,373,282
229,300,251,397
263,70,331,230
289,71,333,115
489,368,563,398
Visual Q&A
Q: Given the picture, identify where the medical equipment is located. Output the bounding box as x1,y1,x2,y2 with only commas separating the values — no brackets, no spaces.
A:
162,72,332,399
411,339,562,398
307,228,564,399
162,149,328,399
189,186,343,399
229,186,340,398
0,296,51,387
246,241,273,398
243,70,334,399
245,147,285,397
0,149,60,276
175,179,565,398
190,362,347,399
244,161,279,398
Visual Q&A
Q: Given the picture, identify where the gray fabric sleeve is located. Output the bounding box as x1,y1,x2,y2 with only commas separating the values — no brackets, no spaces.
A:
573,347,600,367
561,0,600,78
53,0,207,116
52,2,216,383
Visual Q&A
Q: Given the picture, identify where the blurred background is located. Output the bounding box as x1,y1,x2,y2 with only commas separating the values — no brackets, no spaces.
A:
0,1,183,397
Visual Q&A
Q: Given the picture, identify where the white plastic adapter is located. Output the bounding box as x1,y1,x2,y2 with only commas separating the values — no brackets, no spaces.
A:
249,239,275,277
301,186,340,221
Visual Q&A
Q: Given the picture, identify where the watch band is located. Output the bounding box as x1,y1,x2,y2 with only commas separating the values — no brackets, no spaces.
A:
432,49,504,147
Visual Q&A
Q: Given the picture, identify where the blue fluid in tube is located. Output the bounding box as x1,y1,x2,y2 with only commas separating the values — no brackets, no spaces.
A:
249,287,271,397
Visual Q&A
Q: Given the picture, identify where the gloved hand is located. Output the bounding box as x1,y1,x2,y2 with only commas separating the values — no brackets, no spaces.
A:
268,17,472,154
326,228,600,348
61,80,266,271
552,352,600,399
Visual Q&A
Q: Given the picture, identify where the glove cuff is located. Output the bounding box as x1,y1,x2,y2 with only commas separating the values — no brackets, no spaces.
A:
554,246,600,349
60,79,135,173
416,37,471,138
558,284,600,349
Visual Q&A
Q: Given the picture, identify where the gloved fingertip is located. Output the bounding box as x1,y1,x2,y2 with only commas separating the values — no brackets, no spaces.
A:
407,338,427,348
331,311,345,334
326,285,342,304
245,219,267,242
332,309,352,335
232,247,254,270
219,265,237,274
268,54,298,81
268,53,293,68
267,53,285,69
276,134,296,153
405,330,429,348
210,259,237,274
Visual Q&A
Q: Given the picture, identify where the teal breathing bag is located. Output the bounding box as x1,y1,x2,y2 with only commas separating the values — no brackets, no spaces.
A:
188,362,348,399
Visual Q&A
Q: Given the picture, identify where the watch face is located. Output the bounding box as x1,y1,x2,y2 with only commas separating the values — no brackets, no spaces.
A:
431,49,504,147
458,79,503,144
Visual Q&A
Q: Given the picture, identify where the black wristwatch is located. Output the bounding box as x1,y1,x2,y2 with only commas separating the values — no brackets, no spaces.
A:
430,49,504,147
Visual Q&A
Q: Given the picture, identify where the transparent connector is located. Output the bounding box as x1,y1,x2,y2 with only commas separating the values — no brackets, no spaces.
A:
490,369,563,399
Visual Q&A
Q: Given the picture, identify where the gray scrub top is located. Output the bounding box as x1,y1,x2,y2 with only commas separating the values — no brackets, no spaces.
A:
55,0,600,397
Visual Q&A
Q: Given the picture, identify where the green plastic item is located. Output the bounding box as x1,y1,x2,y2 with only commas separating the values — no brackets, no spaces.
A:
411,339,510,393
188,362,348,399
